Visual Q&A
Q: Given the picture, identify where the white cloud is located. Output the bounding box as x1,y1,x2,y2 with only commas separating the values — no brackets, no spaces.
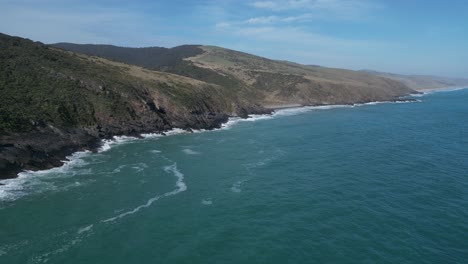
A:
250,1,279,9
0,2,179,47
287,0,312,8
245,16,280,24
249,0,379,20
244,14,314,25
231,26,371,48
215,22,231,29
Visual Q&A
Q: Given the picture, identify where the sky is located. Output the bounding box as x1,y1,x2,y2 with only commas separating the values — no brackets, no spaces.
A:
1,0,467,78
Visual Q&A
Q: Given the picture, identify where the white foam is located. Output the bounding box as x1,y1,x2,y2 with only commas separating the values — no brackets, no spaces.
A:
112,164,126,173
131,162,148,173
1,98,423,202
31,224,95,263
272,100,422,117
201,198,213,205
77,224,93,234
231,181,243,193
272,104,354,117
0,151,91,202
141,128,191,138
140,133,163,139
220,114,274,130
182,148,201,155
102,162,186,223
192,129,208,133
220,117,242,130
164,163,187,193
98,135,138,152
150,150,161,154
354,100,420,106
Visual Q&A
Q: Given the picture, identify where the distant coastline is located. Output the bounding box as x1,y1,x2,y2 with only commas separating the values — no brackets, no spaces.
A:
418,86,468,93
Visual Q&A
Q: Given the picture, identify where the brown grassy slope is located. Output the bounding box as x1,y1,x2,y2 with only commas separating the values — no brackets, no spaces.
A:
187,46,414,106
52,43,415,107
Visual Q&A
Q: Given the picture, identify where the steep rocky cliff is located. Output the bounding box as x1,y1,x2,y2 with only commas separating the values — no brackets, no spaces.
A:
0,34,268,179
1,34,415,179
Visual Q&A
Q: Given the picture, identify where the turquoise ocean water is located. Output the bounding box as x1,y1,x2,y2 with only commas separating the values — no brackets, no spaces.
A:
1,89,467,263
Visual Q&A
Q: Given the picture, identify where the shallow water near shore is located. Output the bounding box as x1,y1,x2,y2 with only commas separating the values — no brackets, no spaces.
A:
1,89,467,263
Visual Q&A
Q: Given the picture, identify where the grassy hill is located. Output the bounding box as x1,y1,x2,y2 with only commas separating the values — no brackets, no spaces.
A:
187,46,412,106
52,43,414,107
53,43,203,69
0,34,266,178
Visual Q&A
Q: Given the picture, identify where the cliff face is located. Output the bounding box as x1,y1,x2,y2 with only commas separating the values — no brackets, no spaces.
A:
0,34,268,179
1,34,414,179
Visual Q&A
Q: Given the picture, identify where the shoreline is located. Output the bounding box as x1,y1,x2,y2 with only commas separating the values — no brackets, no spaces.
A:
417,86,468,93
263,103,303,110
264,97,418,111
0,97,418,184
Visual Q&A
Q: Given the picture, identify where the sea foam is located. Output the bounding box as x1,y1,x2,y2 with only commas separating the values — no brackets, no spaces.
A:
101,162,186,223
220,114,274,130
77,224,94,234
99,135,138,152
0,97,422,202
182,148,201,155
0,151,91,202
201,198,213,205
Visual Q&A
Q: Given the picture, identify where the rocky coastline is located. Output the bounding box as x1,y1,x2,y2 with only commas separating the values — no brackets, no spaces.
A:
0,106,271,180
0,33,419,180
0,97,420,180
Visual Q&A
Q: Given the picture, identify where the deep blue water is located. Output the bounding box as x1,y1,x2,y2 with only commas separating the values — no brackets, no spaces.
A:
1,89,467,263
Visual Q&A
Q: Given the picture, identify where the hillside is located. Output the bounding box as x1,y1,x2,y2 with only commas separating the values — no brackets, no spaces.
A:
1,34,415,179
361,70,468,90
0,34,267,179
186,46,413,106
53,43,203,69
52,43,414,107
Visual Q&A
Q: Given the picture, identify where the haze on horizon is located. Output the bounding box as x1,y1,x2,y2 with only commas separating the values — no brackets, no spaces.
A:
1,0,467,78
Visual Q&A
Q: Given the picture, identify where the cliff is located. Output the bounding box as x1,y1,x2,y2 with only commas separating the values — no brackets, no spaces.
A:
0,34,415,179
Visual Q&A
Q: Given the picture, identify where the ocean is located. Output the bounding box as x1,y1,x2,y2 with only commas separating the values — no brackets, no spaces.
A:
1,88,467,263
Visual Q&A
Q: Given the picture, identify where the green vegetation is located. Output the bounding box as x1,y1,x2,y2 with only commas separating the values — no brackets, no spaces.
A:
1,33,416,135
53,42,414,108
52,43,203,69
0,35,98,133
0,33,418,177
52,43,264,102
0,34,249,135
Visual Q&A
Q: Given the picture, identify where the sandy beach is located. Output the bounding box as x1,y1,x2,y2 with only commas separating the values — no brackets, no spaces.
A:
263,103,303,110
418,86,468,93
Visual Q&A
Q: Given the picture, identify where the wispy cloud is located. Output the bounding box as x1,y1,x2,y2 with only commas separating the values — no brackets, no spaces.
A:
2,0,465,77
249,0,379,20
251,1,279,9
0,1,188,47
245,16,280,24
244,13,317,25
224,25,386,49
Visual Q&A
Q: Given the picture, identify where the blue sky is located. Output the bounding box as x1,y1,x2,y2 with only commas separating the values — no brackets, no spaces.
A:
1,0,467,78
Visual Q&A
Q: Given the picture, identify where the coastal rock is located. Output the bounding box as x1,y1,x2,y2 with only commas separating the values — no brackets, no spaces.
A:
0,33,415,179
